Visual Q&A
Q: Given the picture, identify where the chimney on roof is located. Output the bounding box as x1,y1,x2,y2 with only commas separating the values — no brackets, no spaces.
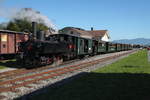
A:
91,27,93,31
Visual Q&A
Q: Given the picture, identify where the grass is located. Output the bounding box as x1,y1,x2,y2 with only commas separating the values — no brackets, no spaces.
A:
95,50,150,73
20,50,150,100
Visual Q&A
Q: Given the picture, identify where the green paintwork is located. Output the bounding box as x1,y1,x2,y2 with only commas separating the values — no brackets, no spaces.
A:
77,38,85,55
77,38,93,55
108,46,116,52
97,43,107,53
107,43,116,52
88,39,93,54
117,45,121,51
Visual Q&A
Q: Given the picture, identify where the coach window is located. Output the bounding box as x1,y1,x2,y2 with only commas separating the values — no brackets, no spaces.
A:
70,31,73,34
68,36,73,43
80,40,83,46
60,36,64,42
99,43,102,46
102,43,105,47
1,34,7,42
3,44,6,48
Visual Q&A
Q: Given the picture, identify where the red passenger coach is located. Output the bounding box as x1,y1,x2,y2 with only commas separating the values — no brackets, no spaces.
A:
0,30,28,59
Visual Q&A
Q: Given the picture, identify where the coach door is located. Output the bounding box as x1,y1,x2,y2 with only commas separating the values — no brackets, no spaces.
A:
8,34,15,53
0,34,8,54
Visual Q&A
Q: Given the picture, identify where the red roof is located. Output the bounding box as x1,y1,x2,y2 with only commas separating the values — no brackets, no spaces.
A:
60,27,109,39
86,30,108,37
72,28,92,37
60,27,93,38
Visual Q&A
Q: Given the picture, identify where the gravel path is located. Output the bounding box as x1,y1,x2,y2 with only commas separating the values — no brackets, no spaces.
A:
0,68,17,73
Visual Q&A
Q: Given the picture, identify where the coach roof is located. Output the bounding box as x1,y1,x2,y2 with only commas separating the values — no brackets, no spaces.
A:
0,30,27,34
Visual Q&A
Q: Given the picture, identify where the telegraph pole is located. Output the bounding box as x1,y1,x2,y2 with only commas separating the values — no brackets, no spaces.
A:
148,47,150,62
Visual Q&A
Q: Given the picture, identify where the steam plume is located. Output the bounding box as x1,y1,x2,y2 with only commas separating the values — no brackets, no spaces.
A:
0,8,57,31
12,8,57,30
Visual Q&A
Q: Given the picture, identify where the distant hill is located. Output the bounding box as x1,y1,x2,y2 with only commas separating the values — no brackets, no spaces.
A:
113,38,150,45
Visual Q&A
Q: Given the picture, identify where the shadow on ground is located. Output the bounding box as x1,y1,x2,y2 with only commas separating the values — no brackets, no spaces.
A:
16,72,150,100
123,65,142,68
0,60,42,69
0,60,24,68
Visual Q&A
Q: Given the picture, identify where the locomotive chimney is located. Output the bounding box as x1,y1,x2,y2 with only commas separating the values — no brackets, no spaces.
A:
32,22,37,39
91,27,93,31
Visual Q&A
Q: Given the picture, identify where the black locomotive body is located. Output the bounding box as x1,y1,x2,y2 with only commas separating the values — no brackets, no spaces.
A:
17,22,71,67
18,39,70,67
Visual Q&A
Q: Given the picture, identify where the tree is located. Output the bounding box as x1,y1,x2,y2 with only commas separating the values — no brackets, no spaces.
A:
13,19,32,32
0,24,4,30
37,23,49,31
6,18,49,32
6,22,20,31
0,23,7,30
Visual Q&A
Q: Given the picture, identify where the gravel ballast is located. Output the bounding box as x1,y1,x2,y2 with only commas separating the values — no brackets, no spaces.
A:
0,50,137,100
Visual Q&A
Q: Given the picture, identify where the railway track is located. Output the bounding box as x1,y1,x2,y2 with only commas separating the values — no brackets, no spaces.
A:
0,50,137,100
0,59,81,82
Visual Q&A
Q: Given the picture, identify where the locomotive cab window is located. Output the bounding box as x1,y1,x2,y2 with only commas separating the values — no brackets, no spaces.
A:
60,36,64,42
64,36,68,41
68,36,73,43
70,31,73,34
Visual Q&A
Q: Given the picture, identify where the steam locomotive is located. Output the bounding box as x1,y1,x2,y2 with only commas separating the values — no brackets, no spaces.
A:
18,22,133,68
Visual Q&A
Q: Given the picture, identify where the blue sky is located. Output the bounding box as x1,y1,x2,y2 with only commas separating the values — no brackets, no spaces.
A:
0,0,150,40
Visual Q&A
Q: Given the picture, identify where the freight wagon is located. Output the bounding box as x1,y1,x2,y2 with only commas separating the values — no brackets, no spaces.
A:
0,30,28,59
